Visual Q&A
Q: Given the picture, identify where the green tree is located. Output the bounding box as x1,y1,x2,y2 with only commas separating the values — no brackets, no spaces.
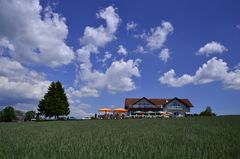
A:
24,111,36,121
37,81,70,119
54,81,70,118
0,111,3,122
199,106,216,116
1,106,17,122
38,82,55,118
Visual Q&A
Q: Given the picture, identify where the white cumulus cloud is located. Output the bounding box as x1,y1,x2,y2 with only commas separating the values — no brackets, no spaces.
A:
117,45,128,55
75,6,141,96
159,57,240,90
0,37,15,54
0,57,50,100
196,41,228,56
102,51,112,63
75,58,141,95
104,59,141,93
67,87,99,98
145,21,173,50
159,48,170,63
0,0,74,67
66,95,94,118
135,45,146,54
159,69,193,87
80,6,120,48
126,21,137,31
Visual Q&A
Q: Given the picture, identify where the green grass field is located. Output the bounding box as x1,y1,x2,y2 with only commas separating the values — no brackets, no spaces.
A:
0,116,240,159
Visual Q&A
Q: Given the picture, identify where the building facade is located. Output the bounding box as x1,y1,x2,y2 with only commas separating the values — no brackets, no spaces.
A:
125,97,193,117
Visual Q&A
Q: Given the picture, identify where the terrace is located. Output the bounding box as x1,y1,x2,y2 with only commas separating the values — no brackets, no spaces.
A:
97,108,176,119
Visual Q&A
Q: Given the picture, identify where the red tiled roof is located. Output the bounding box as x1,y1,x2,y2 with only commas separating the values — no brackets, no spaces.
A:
125,97,193,108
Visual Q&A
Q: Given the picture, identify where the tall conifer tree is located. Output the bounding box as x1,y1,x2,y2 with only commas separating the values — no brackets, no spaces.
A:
37,81,70,119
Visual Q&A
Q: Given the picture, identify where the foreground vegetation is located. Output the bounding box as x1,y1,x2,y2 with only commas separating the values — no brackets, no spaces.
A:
0,116,239,159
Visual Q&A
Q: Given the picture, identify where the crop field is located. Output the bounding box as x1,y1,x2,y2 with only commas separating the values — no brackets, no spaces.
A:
0,116,240,159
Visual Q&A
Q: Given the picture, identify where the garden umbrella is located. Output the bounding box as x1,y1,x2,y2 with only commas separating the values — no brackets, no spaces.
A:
166,112,173,115
135,111,144,115
98,108,112,113
113,108,128,113
158,111,166,114
145,111,155,114
145,111,155,116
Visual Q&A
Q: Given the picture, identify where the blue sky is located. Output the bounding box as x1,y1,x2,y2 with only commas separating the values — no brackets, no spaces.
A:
0,0,240,117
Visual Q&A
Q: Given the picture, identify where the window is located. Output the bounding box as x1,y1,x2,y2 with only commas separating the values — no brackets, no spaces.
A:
170,101,182,109
168,104,183,110
133,99,154,108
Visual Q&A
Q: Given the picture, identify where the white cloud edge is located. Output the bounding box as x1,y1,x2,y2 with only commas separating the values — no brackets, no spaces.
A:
196,41,228,56
126,21,137,31
0,0,74,67
117,45,128,55
159,57,240,90
159,48,170,63
75,6,141,96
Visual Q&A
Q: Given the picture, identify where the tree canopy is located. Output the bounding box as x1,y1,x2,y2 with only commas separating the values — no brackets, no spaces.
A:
38,81,70,119
24,111,36,121
0,106,17,122
199,106,216,116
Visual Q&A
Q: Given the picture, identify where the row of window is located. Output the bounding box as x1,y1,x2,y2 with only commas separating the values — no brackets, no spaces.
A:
172,102,181,106
132,105,156,108
168,106,183,110
132,102,182,109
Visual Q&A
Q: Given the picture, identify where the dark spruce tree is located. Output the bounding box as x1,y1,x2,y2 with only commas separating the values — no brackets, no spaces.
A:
54,81,70,118
38,82,55,118
37,81,70,119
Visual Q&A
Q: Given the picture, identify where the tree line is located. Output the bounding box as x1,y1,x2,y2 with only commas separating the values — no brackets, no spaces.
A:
0,81,70,122
0,106,36,122
1,80,217,122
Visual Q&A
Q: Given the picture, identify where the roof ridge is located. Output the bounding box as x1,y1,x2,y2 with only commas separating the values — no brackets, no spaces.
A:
125,97,193,107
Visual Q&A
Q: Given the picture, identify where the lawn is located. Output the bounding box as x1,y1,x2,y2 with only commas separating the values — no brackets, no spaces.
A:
0,116,240,159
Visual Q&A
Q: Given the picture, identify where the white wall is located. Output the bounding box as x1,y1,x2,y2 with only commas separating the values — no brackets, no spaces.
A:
163,99,190,116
